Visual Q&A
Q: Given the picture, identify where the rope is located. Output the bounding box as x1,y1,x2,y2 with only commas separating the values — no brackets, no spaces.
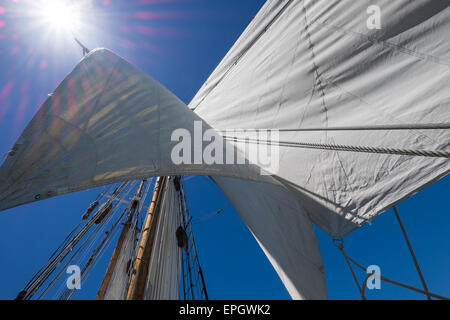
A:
74,37,90,56
334,239,449,300
224,136,450,158
23,182,133,299
38,192,131,299
333,239,363,296
192,207,224,225
179,177,209,300
46,185,118,262
360,271,448,300
217,123,450,132
58,207,129,300
348,253,449,300
51,181,138,299
393,206,431,300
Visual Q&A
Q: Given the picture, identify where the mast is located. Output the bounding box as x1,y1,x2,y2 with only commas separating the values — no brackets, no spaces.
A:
14,175,208,300
95,179,146,300
74,37,90,56
126,176,167,300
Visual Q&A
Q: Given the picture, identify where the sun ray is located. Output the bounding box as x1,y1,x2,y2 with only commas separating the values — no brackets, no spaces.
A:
37,0,81,34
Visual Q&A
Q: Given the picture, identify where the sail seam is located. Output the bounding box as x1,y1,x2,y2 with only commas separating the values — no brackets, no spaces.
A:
192,0,296,110
86,56,124,181
315,19,450,68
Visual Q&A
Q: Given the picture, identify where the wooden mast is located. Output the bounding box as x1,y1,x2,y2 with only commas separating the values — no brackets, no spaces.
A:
126,176,167,300
95,179,146,300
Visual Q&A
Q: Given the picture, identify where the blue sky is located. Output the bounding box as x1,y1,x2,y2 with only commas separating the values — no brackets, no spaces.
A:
0,0,448,300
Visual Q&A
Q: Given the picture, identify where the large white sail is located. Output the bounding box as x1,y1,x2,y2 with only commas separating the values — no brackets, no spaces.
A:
212,176,327,299
0,48,266,212
192,0,450,236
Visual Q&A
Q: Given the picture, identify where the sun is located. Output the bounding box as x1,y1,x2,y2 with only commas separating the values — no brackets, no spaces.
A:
38,0,80,32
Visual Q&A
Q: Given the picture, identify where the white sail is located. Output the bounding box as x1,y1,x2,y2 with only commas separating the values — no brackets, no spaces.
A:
0,48,266,212
212,176,327,299
192,0,450,236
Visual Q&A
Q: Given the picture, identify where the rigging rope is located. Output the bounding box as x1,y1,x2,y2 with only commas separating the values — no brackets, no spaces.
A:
47,181,139,299
334,238,449,300
38,195,130,299
192,207,224,225
20,181,132,299
58,207,129,300
179,177,209,300
393,206,431,300
47,220,84,261
224,136,450,158
53,182,138,299
218,123,450,132
332,239,363,296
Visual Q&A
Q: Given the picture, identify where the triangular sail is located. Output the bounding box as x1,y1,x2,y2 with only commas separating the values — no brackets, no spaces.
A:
0,48,266,212
191,0,450,236
212,176,327,299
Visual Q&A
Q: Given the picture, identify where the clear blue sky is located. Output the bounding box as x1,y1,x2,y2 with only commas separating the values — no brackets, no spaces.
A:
0,0,448,300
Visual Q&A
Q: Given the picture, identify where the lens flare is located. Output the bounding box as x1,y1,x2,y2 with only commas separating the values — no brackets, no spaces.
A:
38,0,80,32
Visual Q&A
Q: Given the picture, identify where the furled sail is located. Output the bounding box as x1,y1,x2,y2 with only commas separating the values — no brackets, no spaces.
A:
104,178,182,300
143,177,182,300
103,219,138,300
191,0,450,236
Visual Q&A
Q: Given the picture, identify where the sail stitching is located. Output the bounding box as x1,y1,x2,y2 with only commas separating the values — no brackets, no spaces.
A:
315,19,450,68
192,0,296,110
